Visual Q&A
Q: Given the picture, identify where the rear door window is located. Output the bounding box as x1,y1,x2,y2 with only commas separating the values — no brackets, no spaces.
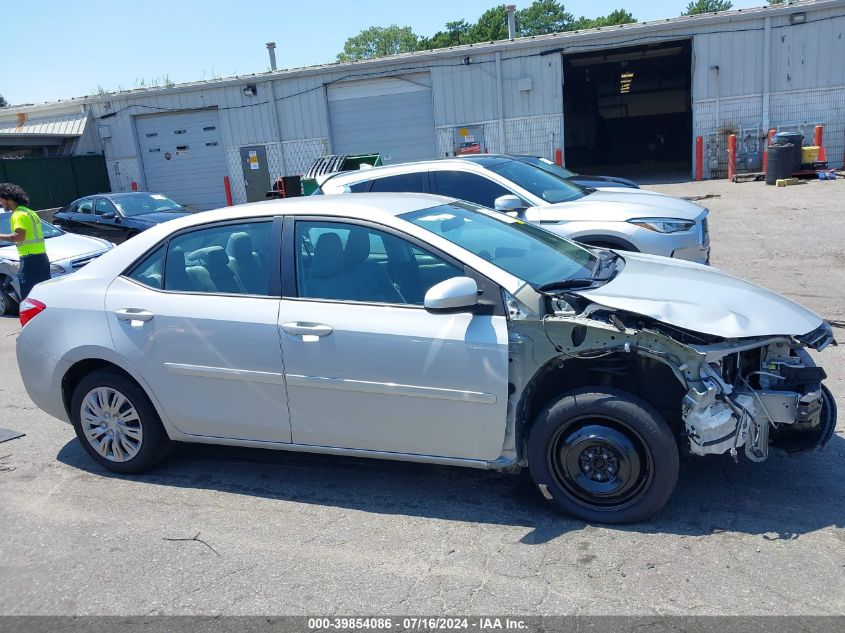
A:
369,172,429,193
433,171,514,208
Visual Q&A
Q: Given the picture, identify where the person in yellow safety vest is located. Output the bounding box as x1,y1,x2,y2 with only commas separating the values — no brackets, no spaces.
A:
0,183,51,301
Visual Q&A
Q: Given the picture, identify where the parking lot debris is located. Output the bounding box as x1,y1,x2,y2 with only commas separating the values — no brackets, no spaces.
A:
162,531,221,557
682,194,721,202
0,454,14,472
776,178,801,187
0,427,24,444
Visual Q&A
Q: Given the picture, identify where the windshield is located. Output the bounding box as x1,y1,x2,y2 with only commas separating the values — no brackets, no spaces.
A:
110,193,183,217
488,159,586,204
401,202,597,288
518,156,577,179
0,212,63,246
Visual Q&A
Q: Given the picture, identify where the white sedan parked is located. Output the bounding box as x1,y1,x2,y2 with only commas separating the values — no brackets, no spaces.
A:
16,193,836,523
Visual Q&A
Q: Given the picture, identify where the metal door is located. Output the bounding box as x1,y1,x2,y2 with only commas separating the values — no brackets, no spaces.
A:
240,146,270,203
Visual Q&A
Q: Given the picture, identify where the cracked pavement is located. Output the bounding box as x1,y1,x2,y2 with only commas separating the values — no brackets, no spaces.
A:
0,179,843,615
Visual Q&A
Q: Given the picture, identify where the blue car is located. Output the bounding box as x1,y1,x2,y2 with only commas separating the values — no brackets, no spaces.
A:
53,192,195,243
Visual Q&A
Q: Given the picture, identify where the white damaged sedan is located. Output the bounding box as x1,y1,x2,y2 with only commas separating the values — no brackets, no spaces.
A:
15,193,837,523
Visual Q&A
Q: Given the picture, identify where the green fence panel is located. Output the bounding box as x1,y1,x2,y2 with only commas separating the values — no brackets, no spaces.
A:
0,155,110,210
71,155,111,198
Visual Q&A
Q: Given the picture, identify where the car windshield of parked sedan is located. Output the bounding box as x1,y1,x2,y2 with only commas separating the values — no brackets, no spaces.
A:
517,156,577,180
0,213,63,246
401,202,597,288
487,159,586,204
110,193,184,217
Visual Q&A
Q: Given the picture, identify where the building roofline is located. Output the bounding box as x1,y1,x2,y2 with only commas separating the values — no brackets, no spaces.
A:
1,0,842,114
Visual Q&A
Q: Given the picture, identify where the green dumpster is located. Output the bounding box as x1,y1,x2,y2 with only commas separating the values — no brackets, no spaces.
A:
301,153,383,195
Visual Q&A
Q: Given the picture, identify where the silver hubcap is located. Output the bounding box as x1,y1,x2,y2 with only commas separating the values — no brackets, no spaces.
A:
80,387,143,462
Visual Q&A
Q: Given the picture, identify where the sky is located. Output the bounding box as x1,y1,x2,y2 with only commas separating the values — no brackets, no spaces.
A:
3,0,768,106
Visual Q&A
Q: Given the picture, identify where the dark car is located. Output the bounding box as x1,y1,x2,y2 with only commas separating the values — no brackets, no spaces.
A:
53,192,195,243
512,156,639,189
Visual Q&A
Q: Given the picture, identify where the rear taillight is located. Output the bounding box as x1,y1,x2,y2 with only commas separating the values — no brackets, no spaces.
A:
19,298,46,327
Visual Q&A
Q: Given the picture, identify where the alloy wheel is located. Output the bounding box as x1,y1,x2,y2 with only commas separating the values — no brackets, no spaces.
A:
79,387,144,462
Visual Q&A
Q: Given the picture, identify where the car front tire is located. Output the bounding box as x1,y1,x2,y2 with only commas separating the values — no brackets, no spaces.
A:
70,370,172,474
528,388,678,524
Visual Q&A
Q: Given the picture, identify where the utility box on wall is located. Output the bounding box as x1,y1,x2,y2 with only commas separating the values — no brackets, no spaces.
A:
453,125,486,156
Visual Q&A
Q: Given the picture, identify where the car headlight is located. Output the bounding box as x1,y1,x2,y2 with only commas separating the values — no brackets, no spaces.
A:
50,264,65,274
628,217,696,233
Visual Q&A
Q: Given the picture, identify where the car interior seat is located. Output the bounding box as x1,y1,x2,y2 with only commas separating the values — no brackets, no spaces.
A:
226,232,266,294
306,232,348,300
202,246,246,294
164,247,192,291
344,228,404,303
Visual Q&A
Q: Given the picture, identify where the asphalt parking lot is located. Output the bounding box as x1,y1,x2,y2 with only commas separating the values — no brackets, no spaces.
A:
0,178,843,616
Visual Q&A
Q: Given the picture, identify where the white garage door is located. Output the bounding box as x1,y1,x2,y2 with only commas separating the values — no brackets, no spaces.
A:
328,75,437,164
136,110,228,210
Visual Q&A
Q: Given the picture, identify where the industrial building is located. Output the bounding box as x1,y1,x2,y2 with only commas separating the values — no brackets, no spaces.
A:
1,0,843,209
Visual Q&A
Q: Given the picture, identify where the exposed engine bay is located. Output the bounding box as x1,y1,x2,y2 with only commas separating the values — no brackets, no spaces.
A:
505,284,838,464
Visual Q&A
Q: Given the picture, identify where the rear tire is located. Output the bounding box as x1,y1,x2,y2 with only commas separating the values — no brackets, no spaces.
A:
0,276,18,316
528,388,678,524
70,370,172,474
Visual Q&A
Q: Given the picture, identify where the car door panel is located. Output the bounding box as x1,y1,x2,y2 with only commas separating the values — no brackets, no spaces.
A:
278,218,510,461
105,277,290,442
93,198,126,241
279,300,509,460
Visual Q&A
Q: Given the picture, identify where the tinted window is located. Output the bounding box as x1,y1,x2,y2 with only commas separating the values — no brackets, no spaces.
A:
78,200,93,214
369,172,428,193
164,222,273,295
127,245,165,289
95,198,115,215
488,160,585,203
433,171,515,208
346,181,370,193
402,202,597,288
296,221,462,305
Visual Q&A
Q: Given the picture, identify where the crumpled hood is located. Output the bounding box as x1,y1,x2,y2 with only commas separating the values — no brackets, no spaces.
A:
573,251,823,339
537,189,704,223
131,210,193,225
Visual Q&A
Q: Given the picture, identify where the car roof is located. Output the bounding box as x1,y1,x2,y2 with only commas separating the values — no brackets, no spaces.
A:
323,156,511,186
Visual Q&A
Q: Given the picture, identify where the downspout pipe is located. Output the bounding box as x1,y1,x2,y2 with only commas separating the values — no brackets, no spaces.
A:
506,5,517,39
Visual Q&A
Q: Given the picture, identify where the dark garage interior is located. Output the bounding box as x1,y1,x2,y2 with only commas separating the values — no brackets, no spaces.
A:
562,40,693,179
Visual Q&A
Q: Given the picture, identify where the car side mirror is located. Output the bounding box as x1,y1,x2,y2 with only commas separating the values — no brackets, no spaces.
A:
424,277,479,313
101,212,116,220
494,195,527,214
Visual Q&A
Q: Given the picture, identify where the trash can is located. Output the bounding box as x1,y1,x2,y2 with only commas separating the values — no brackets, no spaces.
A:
765,143,795,185
774,132,803,172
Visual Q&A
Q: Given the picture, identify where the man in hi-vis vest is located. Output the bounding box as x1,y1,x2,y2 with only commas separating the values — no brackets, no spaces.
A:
0,183,51,300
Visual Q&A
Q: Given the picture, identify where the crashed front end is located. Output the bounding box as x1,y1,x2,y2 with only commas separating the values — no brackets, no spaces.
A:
515,288,838,463
681,322,836,461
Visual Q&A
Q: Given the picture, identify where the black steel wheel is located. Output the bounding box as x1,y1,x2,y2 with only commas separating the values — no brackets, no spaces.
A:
528,388,678,524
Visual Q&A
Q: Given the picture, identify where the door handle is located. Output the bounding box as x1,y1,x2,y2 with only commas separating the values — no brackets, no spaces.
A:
281,322,333,337
115,308,155,322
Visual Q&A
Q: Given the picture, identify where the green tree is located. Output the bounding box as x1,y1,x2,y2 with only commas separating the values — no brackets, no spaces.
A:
682,0,733,15
418,20,471,50
0,94,8,108
468,5,510,42
571,9,636,30
767,0,785,4
336,25,419,62
516,0,574,36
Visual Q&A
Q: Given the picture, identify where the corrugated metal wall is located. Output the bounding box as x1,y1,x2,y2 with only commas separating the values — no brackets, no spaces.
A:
17,0,837,196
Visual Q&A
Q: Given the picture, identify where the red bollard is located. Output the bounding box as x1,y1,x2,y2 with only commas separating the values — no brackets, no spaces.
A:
727,134,737,181
762,129,776,174
130,181,139,191
813,125,824,148
695,136,703,181
224,176,234,206
554,148,563,166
